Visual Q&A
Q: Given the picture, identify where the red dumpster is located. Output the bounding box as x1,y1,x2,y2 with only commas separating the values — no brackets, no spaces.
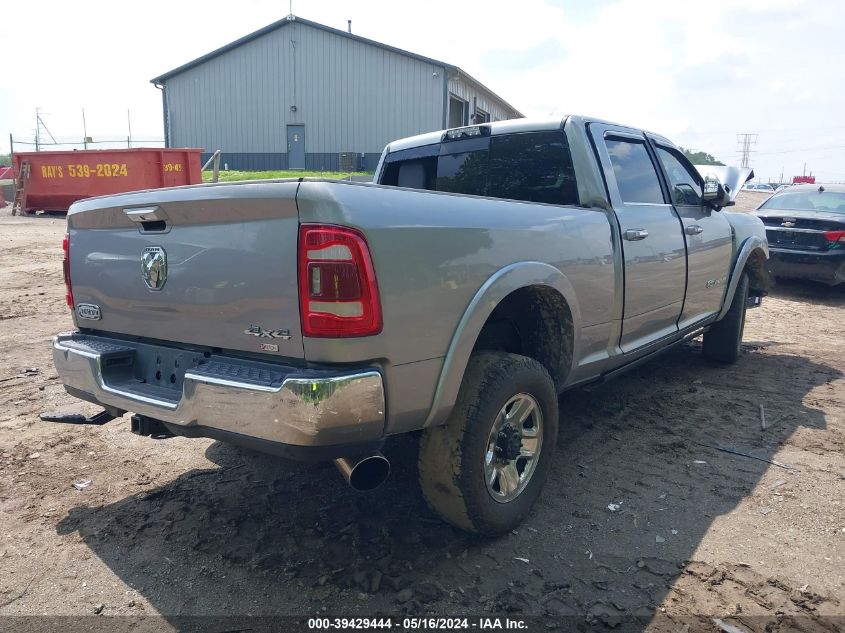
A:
12,147,203,213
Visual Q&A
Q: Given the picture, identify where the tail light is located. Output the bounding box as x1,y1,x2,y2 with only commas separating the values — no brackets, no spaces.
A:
298,224,382,337
823,230,845,245
62,233,74,309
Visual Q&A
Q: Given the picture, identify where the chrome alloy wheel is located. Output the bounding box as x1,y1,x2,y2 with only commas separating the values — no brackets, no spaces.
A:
483,393,543,503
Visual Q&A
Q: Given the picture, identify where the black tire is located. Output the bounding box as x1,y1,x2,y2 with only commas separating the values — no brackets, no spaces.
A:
418,352,558,536
703,272,749,363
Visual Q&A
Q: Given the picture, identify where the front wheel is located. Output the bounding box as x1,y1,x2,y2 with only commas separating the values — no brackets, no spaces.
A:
418,352,558,536
703,272,749,363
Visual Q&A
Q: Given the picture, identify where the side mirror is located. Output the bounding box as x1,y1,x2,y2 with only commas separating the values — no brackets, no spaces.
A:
702,177,732,210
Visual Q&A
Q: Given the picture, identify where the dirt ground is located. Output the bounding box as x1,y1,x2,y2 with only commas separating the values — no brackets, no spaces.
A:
0,193,843,631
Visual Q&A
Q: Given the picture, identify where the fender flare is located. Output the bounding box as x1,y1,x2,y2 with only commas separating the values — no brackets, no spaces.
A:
717,236,768,321
423,261,582,428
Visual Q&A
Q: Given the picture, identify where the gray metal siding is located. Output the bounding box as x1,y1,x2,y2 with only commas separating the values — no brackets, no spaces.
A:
447,74,520,123
165,21,445,157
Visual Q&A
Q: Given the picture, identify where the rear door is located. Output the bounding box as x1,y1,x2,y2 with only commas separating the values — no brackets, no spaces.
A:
651,141,733,328
590,124,686,353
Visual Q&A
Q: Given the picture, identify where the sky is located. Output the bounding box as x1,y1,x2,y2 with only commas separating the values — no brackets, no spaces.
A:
2,0,844,182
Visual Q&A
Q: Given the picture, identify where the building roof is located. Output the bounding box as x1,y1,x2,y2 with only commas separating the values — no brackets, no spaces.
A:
150,15,522,117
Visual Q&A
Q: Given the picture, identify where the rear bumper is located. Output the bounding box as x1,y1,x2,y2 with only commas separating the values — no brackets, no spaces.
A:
768,248,845,285
52,332,386,459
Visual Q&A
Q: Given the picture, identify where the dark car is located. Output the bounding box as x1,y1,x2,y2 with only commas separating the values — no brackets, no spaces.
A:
753,184,845,285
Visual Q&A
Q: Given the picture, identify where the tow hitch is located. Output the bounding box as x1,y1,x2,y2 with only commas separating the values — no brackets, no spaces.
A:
130,414,175,438
39,409,119,425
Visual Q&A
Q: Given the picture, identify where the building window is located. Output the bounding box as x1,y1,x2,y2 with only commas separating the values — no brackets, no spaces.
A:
448,96,467,128
472,108,490,124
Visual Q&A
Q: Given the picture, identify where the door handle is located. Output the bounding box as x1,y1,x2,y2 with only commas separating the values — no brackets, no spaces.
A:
685,224,704,235
623,229,649,241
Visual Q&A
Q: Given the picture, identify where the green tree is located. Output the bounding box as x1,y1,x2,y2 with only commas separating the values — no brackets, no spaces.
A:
0,154,10,167
679,147,724,166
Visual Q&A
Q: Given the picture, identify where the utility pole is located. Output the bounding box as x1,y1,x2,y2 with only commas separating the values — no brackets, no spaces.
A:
82,108,88,149
127,109,133,148
736,132,758,169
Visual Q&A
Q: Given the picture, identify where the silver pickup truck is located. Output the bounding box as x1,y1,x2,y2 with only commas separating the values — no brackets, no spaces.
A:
51,116,770,535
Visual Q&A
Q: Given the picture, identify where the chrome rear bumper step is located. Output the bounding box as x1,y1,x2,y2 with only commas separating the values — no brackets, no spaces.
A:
39,409,119,425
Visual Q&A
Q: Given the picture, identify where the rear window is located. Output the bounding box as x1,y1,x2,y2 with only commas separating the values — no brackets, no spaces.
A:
436,136,490,195
760,190,845,214
380,130,579,206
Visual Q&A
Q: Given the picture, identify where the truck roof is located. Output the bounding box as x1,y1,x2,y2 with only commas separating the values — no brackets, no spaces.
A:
385,118,568,153
383,115,670,154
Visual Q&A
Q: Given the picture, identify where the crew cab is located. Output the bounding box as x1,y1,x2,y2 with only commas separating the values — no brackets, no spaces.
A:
51,116,770,535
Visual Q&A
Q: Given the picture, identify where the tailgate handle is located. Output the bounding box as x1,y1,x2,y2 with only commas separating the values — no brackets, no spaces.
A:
124,207,170,233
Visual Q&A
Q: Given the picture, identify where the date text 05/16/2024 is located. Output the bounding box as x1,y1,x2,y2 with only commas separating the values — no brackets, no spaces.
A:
307,618,528,630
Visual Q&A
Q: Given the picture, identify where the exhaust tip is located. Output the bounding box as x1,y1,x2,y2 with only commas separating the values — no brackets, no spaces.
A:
335,453,390,491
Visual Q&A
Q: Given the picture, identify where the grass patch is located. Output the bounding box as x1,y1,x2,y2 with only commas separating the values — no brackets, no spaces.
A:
202,170,373,183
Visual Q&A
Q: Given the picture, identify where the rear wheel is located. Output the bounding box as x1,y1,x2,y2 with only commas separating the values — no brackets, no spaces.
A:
418,352,558,536
703,272,749,363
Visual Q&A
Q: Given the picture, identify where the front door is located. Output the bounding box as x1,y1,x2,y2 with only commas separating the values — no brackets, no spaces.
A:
287,125,305,170
590,124,687,353
651,141,734,329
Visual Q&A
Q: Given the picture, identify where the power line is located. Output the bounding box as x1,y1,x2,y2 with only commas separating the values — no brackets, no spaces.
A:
12,139,165,146
691,124,845,135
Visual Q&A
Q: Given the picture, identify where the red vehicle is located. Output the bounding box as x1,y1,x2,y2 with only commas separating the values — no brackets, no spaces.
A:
792,175,816,184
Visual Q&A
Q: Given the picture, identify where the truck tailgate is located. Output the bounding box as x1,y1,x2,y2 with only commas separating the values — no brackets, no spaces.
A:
66,181,304,360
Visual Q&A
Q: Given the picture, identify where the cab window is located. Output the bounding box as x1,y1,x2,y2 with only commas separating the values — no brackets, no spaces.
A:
605,138,664,204
487,131,578,205
656,147,703,206
381,130,579,206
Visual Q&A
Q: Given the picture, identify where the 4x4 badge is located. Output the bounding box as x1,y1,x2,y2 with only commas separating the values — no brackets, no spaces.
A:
244,325,292,340
141,246,167,290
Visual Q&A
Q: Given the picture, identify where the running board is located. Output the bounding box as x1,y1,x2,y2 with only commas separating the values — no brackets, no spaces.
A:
584,327,705,391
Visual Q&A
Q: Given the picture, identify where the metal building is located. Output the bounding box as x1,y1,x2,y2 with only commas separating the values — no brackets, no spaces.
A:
151,15,523,171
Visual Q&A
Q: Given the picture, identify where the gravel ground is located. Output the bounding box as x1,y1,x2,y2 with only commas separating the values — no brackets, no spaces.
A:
0,193,843,632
